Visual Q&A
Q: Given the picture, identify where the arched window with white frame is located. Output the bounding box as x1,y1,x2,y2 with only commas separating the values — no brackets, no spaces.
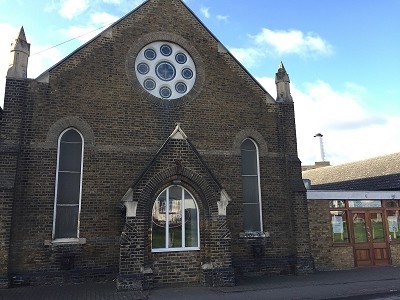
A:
151,185,200,252
241,138,263,232
53,128,84,240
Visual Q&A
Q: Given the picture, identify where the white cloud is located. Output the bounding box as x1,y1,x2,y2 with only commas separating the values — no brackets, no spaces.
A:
216,15,229,22
229,47,264,68
28,44,63,78
90,12,119,26
256,76,400,165
228,28,332,72
59,0,89,19
58,11,118,44
200,6,210,19
252,28,333,57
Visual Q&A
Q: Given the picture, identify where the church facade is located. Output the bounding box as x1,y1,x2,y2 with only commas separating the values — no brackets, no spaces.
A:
0,0,312,290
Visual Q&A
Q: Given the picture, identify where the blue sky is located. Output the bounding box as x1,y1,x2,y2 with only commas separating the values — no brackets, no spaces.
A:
1,0,399,166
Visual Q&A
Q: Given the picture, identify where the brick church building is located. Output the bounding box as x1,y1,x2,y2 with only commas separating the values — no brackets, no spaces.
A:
0,0,312,290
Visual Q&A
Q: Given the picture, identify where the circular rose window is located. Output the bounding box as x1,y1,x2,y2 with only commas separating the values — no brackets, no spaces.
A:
135,41,196,100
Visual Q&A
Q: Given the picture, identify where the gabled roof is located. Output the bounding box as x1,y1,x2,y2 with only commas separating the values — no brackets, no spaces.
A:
36,0,273,100
303,152,400,191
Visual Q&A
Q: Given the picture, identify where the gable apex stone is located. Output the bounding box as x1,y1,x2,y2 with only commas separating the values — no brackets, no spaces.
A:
169,123,187,140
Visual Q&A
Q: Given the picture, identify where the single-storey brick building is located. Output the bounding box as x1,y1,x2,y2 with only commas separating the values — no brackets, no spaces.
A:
304,153,400,270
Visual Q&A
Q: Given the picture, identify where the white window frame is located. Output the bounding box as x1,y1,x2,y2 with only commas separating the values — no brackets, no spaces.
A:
241,138,263,232
151,185,200,252
52,128,84,242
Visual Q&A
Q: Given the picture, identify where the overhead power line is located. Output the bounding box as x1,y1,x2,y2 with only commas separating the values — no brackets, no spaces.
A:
31,22,113,56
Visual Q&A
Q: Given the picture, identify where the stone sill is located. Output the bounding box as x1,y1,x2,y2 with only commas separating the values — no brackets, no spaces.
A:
331,242,352,247
44,238,86,246
239,231,268,239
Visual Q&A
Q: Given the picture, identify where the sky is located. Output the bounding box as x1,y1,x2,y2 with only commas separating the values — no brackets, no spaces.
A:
1,0,399,166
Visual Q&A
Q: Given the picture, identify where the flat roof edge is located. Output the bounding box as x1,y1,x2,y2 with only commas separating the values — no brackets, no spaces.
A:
307,190,400,200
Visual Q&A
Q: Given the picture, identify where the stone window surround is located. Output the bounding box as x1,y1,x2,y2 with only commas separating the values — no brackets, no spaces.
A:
125,31,205,108
43,117,94,245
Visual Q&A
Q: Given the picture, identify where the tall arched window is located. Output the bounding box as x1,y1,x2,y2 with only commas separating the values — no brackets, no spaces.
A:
241,138,263,232
53,128,84,240
152,185,199,252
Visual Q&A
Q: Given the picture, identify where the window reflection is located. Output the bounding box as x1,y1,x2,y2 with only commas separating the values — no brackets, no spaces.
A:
330,211,349,243
152,186,199,251
387,210,400,241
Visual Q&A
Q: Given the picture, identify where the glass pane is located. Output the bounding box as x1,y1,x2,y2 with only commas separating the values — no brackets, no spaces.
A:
54,205,79,239
152,191,167,249
169,186,181,201
353,213,367,243
241,149,257,175
57,172,81,204
330,211,349,243
371,213,384,242
243,204,261,232
184,192,198,247
242,176,259,204
348,200,381,208
241,139,256,151
329,200,346,208
61,129,82,143
387,210,400,241
168,187,182,248
59,142,82,172
384,200,399,208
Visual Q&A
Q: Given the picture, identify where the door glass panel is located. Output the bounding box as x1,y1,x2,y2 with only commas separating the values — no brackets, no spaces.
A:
371,213,385,242
353,213,367,243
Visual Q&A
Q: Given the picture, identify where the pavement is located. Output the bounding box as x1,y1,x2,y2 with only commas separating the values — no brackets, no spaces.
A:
1,266,400,300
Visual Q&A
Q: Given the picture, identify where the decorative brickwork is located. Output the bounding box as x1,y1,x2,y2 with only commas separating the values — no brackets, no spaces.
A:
117,137,234,289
